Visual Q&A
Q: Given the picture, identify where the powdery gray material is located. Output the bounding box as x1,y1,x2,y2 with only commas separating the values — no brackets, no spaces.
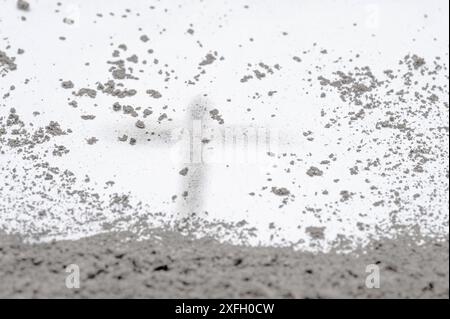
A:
306,166,323,177
0,230,447,298
61,80,74,89
146,89,162,98
199,53,217,66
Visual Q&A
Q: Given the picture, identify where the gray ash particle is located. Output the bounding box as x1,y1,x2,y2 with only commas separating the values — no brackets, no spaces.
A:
86,137,98,145
305,226,326,239
146,89,162,99
118,135,128,142
63,17,75,25
199,53,216,66
271,187,290,196
209,109,224,124
157,113,168,122
411,54,426,69
97,81,137,98
253,70,266,80
140,35,149,43
17,0,30,11
45,121,66,136
81,115,96,120
240,75,253,83
179,167,189,176
143,108,153,117
135,120,145,129
75,88,97,98
339,190,353,202
52,144,70,157
0,50,17,74
61,81,74,89
113,102,122,112
112,68,126,80
127,55,138,63
68,100,78,108
123,105,138,117
306,166,323,177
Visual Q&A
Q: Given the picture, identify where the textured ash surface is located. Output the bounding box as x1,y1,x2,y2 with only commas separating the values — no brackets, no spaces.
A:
0,231,448,298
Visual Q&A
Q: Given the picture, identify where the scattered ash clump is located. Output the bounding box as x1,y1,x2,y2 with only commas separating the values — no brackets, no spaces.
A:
271,187,290,196
86,137,98,145
17,0,30,11
305,226,326,240
240,62,281,83
143,108,153,118
45,121,68,136
109,61,136,80
0,50,17,76
140,35,149,42
146,89,162,99
80,115,96,120
317,66,381,105
68,100,78,108
339,190,354,202
271,187,294,208
310,52,448,239
306,166,323,177
112,102,122,112
61,80,74,89
411,54,425,69
52,144,70,157
127,54,138,64
135,120,145,129
122,104,138,117
74,88,97,98
107,46,139,80
187,51,223,85
0,109,145,243
97,81,137,98
157,113,168,122
0,112,70,154
118,134,128,142
63,18,75,25
199,53,217,66
209,109,224,124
